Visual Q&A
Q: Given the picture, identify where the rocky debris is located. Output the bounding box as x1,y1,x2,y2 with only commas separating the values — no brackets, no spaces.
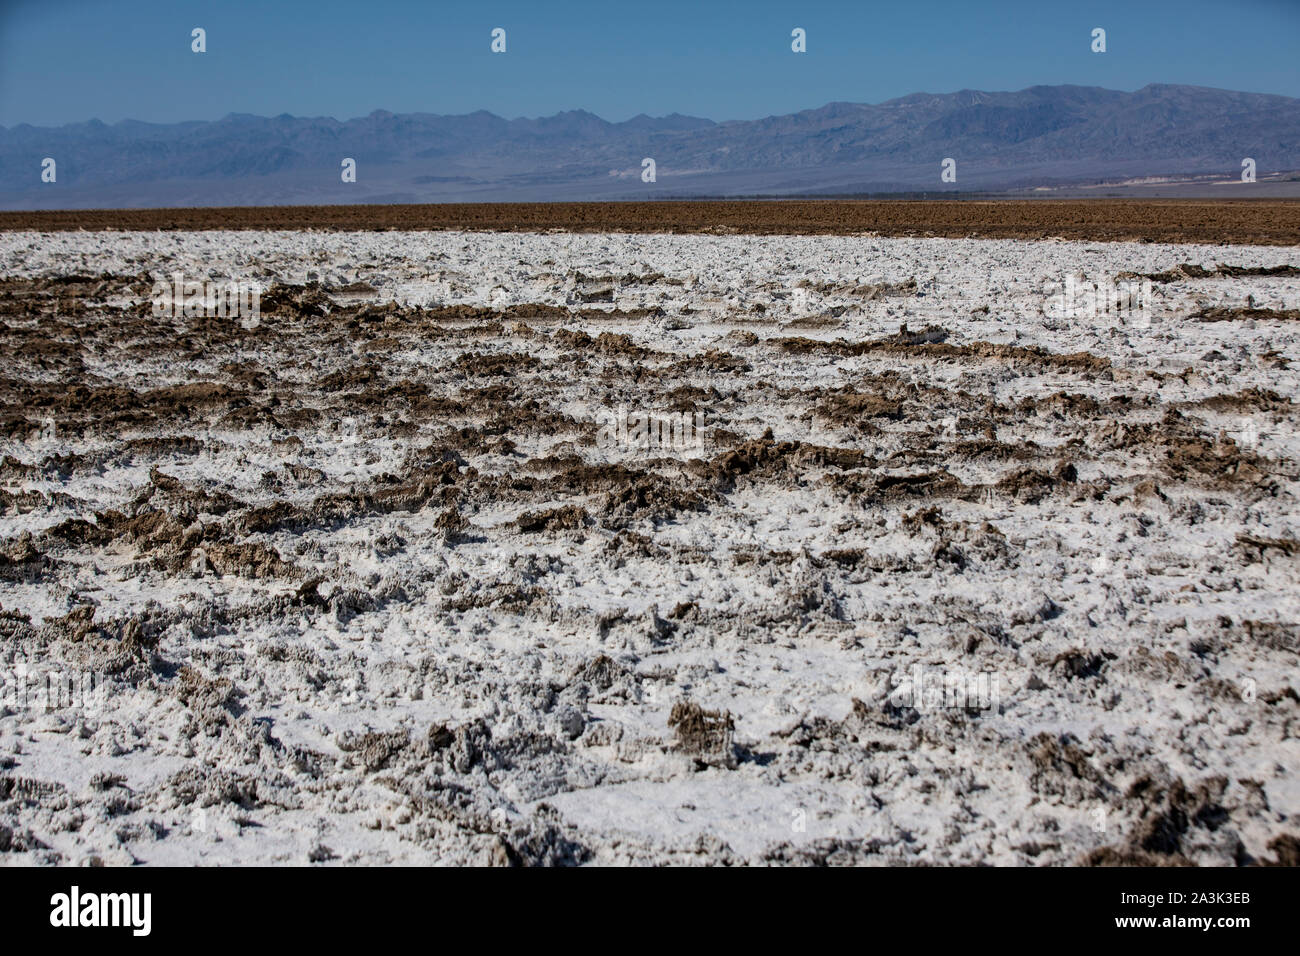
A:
668,701,737,770
0,230,1295,865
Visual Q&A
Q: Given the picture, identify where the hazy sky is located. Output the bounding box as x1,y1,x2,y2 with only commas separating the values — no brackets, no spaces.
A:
2,0,1298,126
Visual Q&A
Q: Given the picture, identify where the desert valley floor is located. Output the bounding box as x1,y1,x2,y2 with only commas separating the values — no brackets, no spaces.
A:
0,225,1297,865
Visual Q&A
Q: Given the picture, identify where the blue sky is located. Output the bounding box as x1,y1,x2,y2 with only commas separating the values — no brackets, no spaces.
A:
2,0,1298,127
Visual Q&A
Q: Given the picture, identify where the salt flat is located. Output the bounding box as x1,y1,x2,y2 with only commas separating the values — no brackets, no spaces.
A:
0,230,1297,865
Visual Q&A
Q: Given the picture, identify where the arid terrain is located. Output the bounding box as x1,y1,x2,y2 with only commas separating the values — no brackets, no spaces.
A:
0,221,1297,865
3,199,1300,244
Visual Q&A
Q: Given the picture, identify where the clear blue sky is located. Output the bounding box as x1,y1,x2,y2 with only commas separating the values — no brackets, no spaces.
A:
2,0,1298,127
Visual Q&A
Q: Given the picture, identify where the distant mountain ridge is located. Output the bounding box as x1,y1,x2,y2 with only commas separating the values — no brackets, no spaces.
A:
2,84,1297,208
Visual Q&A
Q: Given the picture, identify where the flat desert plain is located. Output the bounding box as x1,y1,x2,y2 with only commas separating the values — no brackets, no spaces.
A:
0,212,1297,865
4,199,1300,244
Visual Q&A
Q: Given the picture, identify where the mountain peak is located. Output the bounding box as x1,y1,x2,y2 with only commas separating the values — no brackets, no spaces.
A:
2,84,1295,205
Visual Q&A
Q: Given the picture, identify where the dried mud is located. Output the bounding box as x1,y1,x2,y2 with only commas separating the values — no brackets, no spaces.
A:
0,228,1297,866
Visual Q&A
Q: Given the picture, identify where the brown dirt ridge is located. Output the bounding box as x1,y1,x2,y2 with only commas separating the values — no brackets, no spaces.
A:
4,199,1300,245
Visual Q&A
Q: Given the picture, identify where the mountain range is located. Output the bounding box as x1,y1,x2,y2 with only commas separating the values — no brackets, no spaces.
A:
2,84,1297,208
